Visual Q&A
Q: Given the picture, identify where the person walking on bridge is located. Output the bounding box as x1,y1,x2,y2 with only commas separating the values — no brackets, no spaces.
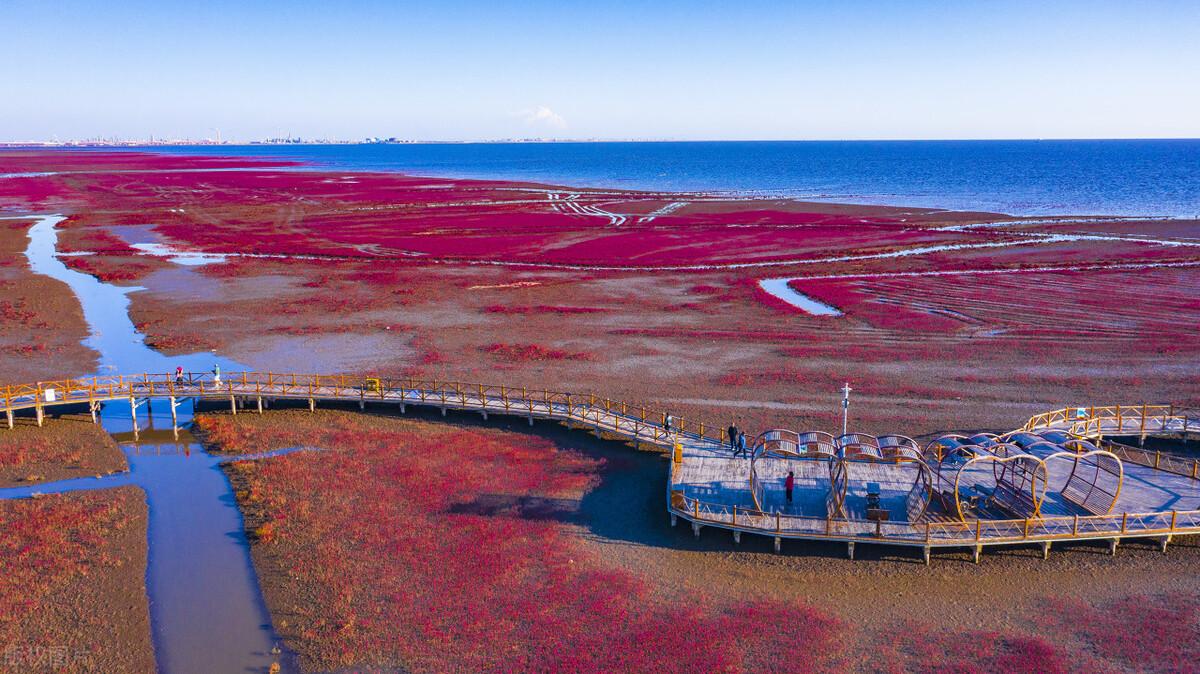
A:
785,471,795,504
174,366,184,387
213,363,221,387
728,422,740,454
664,413,674,436
737,430,747,457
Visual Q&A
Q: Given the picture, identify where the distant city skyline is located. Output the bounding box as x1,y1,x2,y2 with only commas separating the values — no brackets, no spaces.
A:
3,0,1198,142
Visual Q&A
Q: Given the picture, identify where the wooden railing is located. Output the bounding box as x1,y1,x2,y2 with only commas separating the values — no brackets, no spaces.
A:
1023,404,1194,439
11,373,1198,551
1,371,732,447
669,491,1200,547
1096,437,1200,480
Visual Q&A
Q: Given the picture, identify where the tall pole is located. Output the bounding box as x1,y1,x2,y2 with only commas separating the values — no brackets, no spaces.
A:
841,382,852,437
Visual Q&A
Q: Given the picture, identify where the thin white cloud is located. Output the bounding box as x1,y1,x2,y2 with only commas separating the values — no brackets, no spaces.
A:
520,105,567,129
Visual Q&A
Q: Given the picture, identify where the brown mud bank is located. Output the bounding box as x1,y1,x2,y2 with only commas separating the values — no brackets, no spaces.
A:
0,217,95,381
0,414,127,488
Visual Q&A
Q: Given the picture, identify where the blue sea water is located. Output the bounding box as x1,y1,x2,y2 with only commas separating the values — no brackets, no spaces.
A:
152,140,1200,218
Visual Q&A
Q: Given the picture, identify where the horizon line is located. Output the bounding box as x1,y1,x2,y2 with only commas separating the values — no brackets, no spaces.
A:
3,136,1200,147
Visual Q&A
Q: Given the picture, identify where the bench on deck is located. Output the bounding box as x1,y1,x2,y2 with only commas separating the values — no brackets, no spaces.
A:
990,481,1040,519
1061,481,1118,516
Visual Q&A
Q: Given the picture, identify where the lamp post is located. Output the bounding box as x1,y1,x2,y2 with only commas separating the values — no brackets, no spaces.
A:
841,382,852,437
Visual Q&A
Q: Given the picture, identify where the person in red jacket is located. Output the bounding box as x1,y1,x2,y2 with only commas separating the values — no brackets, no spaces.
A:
785,471,795,504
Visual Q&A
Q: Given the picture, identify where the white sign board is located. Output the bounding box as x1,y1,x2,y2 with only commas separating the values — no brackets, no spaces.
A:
43,388,57,402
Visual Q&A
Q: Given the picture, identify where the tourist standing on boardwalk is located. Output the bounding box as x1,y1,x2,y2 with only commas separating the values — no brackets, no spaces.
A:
785,471,795,504
727,422,739,453
213,363,221,386
737,431,747,457
175,366,184,386
664,413,673,435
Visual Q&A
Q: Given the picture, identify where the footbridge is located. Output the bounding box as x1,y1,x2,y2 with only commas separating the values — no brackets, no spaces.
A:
4,372,1199,563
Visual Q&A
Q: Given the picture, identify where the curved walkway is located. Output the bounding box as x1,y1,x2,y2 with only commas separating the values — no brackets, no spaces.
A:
4,372,1200,562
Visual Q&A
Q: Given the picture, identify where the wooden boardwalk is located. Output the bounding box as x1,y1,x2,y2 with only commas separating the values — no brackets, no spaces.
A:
4,372,1200,561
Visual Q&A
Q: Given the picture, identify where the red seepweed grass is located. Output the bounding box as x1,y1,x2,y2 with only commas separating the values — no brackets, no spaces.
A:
201,411,846,673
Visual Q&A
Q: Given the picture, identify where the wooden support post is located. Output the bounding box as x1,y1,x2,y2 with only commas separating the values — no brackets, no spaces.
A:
1141,403,1147,445
692,521,702,539
1161,535,1172,553
441,406,447,417
90,401,99,424
923,546,931,565
481,410,488,420
527,415,534,426
359,398,365,410
130,399,139,436
1041,541,1051,560
308,398,315,412
973,545,982,564
257,397,263,414
399,403,406,414
5,409,12,430
1109,538,1119,556
774,536,782,554
169,396,177,426
35,403,43,427
847,542,855,560
732,530,741,544
230,395,237,415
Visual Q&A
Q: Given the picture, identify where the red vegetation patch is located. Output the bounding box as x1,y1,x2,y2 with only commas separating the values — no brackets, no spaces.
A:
483,304,608,315
202,412,844,673
3,149,992,268
872,624,1070,673
0,417,125,486
1048,594,1200,672
0,487,153,672
482,342,596,362
63,255,163,284
0,493,128,607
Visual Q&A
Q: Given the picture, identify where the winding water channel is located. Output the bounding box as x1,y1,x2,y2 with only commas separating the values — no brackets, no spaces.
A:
1,214,294,674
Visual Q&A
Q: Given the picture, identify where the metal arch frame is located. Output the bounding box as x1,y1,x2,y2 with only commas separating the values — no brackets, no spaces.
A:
966,432,1000,447
748,430,837,512
951,452,1048,521
903,459,935,521
998,430,1055,449
751,429,801,455
749,428,931,521
1063,438,1101,454
878,434,920,459
837,433,880,458
1042,448,1124,516
826,458,850,519
795,431,840,459
825,450,934,522
751,429,839,460
986,442,1047,513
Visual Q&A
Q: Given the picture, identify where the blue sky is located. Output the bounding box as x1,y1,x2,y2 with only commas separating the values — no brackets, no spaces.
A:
2,0,1197,141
